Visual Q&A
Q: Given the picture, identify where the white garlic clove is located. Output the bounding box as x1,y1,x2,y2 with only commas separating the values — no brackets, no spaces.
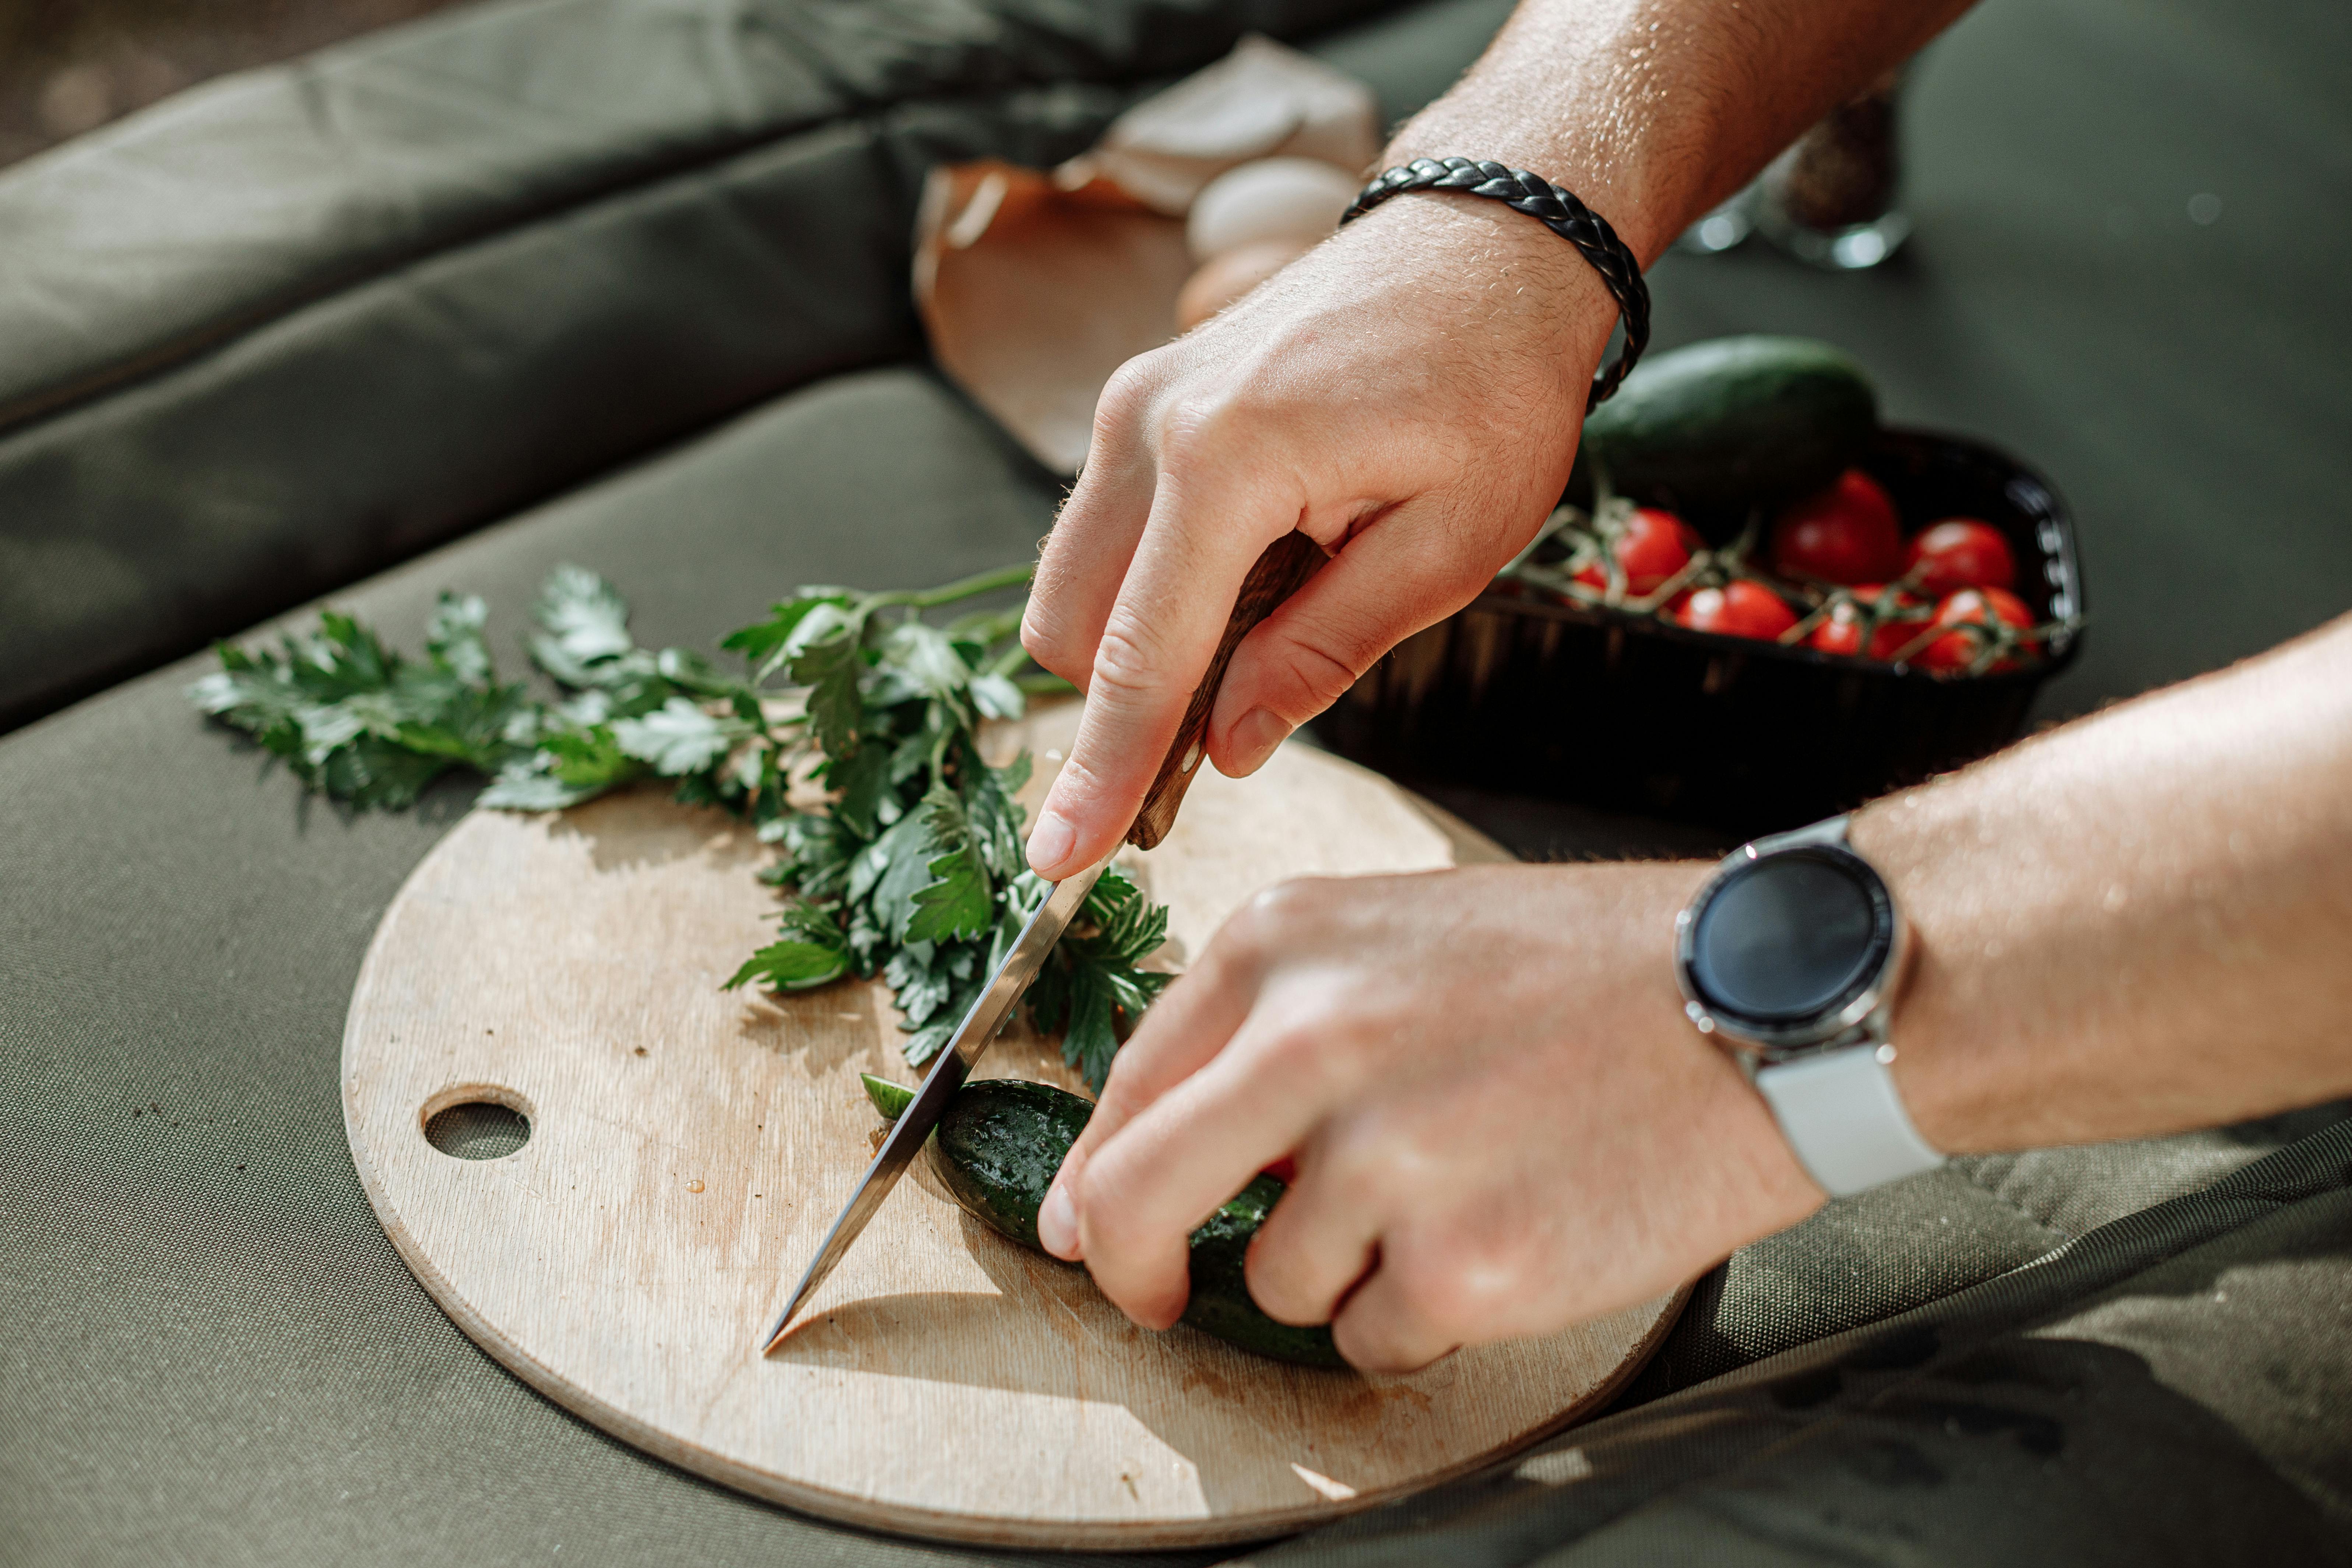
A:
1185,157,1361,261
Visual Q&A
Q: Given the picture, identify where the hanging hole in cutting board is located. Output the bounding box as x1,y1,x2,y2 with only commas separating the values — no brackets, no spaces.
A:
421,1084,533,1161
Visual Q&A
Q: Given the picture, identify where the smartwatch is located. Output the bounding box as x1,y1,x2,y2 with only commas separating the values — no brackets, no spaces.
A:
1673,815,1943,1196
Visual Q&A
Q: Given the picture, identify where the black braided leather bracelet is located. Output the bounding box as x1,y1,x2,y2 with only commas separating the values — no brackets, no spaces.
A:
1342,157,1650,411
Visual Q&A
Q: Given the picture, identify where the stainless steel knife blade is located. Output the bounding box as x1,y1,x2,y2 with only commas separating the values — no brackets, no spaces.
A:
754,529,1327,1354
758,858,1106,1352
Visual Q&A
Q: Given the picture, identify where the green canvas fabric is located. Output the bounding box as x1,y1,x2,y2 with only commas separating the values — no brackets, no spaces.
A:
1247,1118,2352,1565
1610,1105,2352,1409
4,0,2352,1561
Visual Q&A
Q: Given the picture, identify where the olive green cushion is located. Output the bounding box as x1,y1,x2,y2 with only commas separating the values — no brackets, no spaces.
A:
0,0,1513,731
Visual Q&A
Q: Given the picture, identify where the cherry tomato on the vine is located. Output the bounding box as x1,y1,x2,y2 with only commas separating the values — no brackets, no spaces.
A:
1770,469,1904,584
1573,507,1704,596
1917,586,2034,672
1674,580,1800,641
1905,518,2016,597
1805,584,1923,660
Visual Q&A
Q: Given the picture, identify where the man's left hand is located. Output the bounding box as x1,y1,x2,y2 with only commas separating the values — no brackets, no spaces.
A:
1035,861,1825,1372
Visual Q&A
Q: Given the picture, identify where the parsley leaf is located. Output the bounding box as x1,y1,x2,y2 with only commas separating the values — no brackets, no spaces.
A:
904,790,995,945
791,626,871,760
530,565,635,681
613,697,745,776
727,902,852,993
196,558,1171,1089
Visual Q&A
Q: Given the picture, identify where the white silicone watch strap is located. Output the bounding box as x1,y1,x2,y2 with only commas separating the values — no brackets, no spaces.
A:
1753,1044,1944,1196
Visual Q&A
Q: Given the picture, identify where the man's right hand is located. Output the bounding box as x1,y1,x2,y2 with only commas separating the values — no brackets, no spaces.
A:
1017,196,1619,877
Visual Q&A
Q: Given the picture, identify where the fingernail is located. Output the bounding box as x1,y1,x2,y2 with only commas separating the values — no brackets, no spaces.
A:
1027,809,1076,875
1038,1181,1080,1258
1229,708,1291,775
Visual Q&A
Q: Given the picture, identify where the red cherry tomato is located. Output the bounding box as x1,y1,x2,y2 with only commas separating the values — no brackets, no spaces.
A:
1674,581,1799,641
1917,586,2034,671
1905,518,2017,597
1771,469,1904,584
1573,507,1702,595
1805,607,1867,658
1805,584,1923,660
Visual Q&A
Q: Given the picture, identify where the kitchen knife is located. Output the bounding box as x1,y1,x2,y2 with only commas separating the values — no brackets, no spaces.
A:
757,529,1326,1352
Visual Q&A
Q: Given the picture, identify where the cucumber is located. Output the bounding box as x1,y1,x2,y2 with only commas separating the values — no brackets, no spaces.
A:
866,1076,1345,1368
1178,1172,1350,1369
861,1072,916,1120
1575,335,1878,521
933,1078,1091,1251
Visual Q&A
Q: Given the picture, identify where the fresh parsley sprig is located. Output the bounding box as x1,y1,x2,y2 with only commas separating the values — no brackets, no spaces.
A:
193,564,1167,1088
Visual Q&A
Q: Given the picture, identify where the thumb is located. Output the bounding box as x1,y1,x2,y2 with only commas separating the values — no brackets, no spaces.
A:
1205,499,1510,776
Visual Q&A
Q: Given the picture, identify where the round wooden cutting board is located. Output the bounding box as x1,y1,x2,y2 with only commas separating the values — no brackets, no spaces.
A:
342,705,1687,1548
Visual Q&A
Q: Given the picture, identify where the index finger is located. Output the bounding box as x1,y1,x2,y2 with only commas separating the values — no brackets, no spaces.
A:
1027,465,1300,878
1036,930,1263,1260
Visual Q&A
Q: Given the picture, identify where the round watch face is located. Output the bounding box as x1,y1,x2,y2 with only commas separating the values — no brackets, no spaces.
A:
1684,847,1894,1033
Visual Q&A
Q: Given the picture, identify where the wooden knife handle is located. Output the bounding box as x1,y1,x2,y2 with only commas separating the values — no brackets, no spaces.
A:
1123,530,1327,851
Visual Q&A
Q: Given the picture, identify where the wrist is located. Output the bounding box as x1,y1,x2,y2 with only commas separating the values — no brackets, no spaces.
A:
1848,795,2074,1157
1381,140,1677,268
1329,179,1619,373
1848,799,2030,1155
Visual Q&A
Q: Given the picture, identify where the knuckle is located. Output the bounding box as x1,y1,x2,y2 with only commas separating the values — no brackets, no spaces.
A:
1096,355,1162,423
1220,878,1324,959
1388,1260,1486,1343
1088,616,1175,704
1318,1105,1411,1195
1093,356,1164,439
1244,1239,1325,1326
1091,1054,1162,1126
1407,1227,1540,1337
1074,1138,1147,1218
1019,607,1082,681
1248,876,1333,929
1265,628,1366,710
1040,749,1118,818
1154,393,1252,474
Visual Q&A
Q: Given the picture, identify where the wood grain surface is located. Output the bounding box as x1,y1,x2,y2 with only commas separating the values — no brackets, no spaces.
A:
342,704,1686,1548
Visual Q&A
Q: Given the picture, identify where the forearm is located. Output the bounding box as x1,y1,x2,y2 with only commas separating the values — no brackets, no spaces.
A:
1858,614,2352,1152
1386,0,1975,261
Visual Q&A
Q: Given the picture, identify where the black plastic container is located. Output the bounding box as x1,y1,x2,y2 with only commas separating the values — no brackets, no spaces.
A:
1319,429,2084,837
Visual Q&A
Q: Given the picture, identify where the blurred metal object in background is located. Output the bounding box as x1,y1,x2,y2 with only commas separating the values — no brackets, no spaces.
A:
1754,65,1913,270
1672,187,1757,256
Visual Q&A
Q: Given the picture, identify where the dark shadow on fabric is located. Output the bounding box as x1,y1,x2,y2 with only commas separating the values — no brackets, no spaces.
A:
1251,1337,2344,1568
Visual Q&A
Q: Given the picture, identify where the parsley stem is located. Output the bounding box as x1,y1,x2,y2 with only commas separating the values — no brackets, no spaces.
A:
867,561,1036,612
